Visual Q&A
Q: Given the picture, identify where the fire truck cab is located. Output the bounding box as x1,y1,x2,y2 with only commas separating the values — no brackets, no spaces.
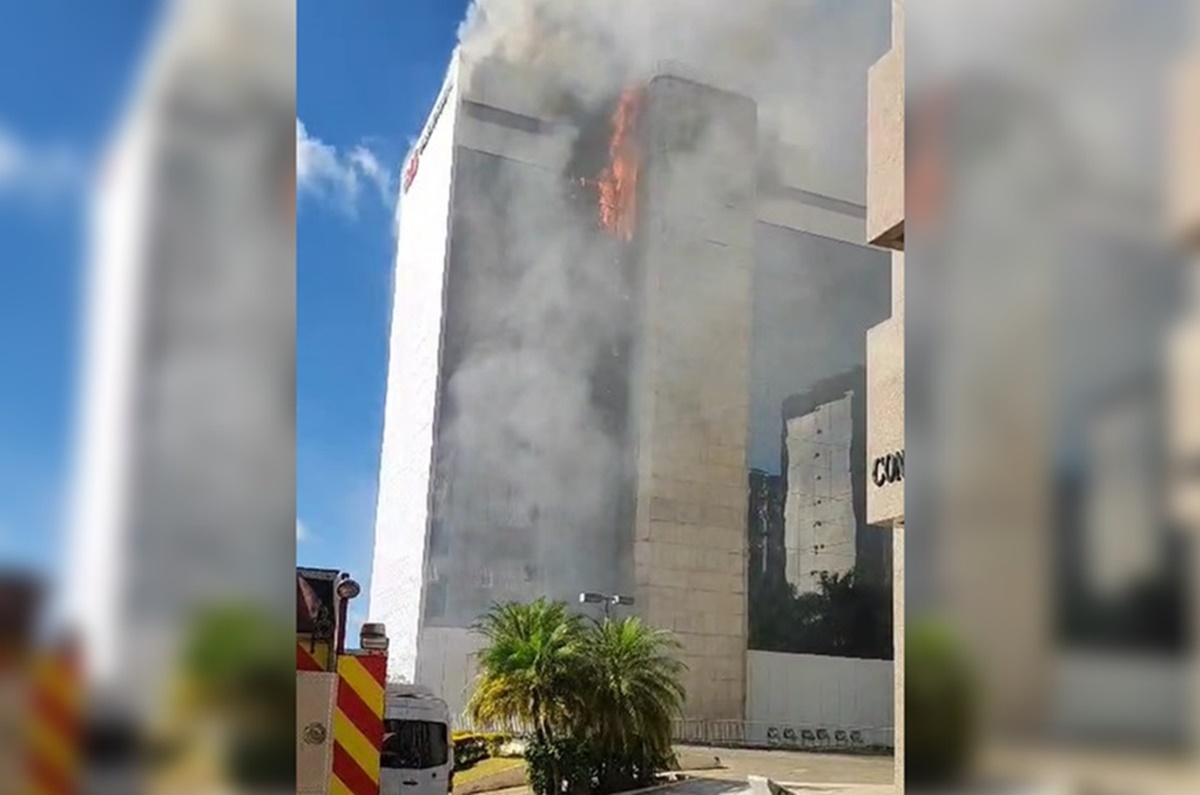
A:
297,568,390,795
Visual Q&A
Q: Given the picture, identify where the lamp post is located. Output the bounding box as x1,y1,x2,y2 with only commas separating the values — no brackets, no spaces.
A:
578,592,635,621
335,573,361,656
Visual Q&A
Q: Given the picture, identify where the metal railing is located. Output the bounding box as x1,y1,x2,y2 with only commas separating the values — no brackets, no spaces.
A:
671,719,893,754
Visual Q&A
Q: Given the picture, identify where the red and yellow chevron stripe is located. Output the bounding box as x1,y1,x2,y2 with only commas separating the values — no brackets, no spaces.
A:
331,652,386,795
23,643,81,795
297,638,332,672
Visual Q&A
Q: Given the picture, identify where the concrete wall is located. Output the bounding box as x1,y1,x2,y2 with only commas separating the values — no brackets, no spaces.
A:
864,2,904,783
369,62,461,684
414,626,483,729
1171,57,1200,244
1169,50,1200,754
746,650,894,749
632,74,757,722
865,252,904,788
866,46,904,249
866,253,905,527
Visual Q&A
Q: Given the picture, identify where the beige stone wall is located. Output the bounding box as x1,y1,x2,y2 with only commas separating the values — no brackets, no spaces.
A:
892,519,905,782
631,75,757,722
1171,34,1200,752
1171,57,1200,244
866,2,904,785
867,255,905,527
1170,199,1200,756
867,42,904,249
864,254,904,780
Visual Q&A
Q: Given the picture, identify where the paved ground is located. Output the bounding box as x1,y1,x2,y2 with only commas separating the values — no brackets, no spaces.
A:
477,746,895,795
677,745,894,787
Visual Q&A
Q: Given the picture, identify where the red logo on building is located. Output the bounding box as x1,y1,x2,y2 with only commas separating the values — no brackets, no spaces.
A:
403,152,420,193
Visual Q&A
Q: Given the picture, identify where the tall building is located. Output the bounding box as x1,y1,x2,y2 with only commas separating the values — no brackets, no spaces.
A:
781,369,867,592
372,45,891,724
66,0,295,716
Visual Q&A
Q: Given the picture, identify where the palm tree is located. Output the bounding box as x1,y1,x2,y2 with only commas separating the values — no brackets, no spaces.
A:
583,616,686,763
469,601,689,795
467,598,587,743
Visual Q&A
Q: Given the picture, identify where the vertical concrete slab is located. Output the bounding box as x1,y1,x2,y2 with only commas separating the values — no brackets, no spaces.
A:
632,73,758,722
1170,57,1200,245
866,4,904,782
867,47,905,249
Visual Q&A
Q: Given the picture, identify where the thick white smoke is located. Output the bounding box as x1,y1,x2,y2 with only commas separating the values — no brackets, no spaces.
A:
458,0,890,189
426,0,893,621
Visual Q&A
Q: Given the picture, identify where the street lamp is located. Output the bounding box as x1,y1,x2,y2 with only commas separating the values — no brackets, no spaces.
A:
335,573,362,655
579,592,635,620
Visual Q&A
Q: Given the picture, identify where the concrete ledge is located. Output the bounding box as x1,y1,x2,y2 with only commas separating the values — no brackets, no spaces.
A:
866,46,904,250
1170,56,1200,247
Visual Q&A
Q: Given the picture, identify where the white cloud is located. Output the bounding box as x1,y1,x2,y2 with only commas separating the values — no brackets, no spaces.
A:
296,119,392,211
0,123,84,202
297,518,311,542
349,145,392,203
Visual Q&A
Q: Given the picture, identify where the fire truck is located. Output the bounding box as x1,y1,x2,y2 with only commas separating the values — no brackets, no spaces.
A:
0,570,81,795
297,567,391,795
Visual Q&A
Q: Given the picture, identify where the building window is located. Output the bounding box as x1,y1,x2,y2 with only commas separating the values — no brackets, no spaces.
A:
424,581,446,620
463,101,548,135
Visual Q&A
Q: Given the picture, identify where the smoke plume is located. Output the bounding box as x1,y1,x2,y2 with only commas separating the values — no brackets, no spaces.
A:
457,0,890,188
419,0,894,632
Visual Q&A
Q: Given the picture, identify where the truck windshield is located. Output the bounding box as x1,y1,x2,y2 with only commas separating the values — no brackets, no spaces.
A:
381,719,450,770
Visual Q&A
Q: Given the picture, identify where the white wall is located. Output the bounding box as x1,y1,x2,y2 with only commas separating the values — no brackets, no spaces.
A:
415,626,483,730
368,59,461,685
1051,652,1190,744
746,651,894,749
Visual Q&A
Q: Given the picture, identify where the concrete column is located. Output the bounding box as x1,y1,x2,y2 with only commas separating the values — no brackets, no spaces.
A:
866,2,905,784
892,0,905,52
868,3,905,251
893,519,905,785
632,73,758,722
1168,48,1200,757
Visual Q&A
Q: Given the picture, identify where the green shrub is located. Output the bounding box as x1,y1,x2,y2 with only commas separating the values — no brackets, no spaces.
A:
525,736,671,795
525,736,595,795
483,732,512,757
450,731,514,770
906,620,978,787
452,734,490,772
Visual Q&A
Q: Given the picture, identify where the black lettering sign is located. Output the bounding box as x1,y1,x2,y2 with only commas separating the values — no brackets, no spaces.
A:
872,450,904,487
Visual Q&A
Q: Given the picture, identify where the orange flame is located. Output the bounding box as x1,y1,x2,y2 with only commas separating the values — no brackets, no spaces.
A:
598,88,642,242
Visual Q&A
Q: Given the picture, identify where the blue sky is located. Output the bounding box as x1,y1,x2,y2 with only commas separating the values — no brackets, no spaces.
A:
0,1,469,602
0,2,156,573
296,0,470,593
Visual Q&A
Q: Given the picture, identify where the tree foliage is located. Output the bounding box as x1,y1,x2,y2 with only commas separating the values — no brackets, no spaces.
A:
750,569,892,659
905,620,978,787
469,599,686,795
468,598,588,742
179,604,296,787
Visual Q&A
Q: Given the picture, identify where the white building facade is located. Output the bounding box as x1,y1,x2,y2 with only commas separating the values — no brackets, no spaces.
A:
66,0,295,717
